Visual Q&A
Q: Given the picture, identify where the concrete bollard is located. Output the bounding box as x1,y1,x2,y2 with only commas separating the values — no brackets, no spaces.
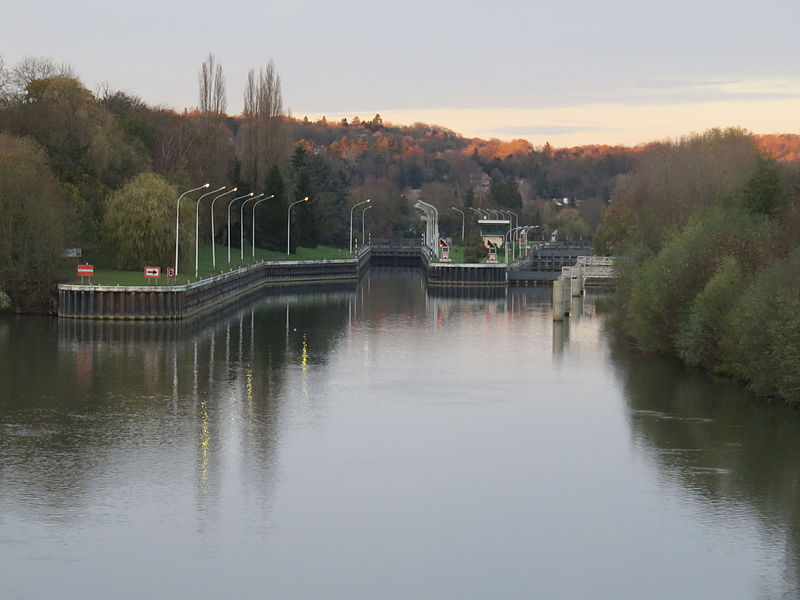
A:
571,265,582,297
553,278,564,321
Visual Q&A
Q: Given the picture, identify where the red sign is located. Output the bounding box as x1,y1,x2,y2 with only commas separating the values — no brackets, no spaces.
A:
144,266,161,278
167,267,176,279
77,264,94,277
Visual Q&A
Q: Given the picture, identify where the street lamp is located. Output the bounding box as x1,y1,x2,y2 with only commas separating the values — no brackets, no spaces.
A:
210,188,237,270
451,206,465,242
467,206,487,220
227,192,254,263
349,198,371,254
499,209,519,261
241,193,268,260
287,196,311,256
251,194,273,258
504,225,534,264
361,204,373,248
174,183,209,278
415,199,439,257
195,186,226,278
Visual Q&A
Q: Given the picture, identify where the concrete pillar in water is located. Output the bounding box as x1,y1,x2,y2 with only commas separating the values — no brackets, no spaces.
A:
553,278,564,321
571,265,582,297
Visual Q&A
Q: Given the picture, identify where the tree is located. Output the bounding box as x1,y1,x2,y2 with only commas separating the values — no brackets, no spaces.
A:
198,53,226,116
0,134,67,312
0,75,150,253
252,164,286,252
102,173,185,270
9,56,76,98
195,54,231,185
239,60,287,190
0,55,12,105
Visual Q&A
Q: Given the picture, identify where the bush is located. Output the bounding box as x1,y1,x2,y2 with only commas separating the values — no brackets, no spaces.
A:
675,256,744,373
103,173,184,270
0,134,67,312
622,206,773,355
731,251,800,403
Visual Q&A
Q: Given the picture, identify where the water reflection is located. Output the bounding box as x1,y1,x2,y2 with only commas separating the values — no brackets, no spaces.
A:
0,283,355,537
609,339,800,596
2,275,800,598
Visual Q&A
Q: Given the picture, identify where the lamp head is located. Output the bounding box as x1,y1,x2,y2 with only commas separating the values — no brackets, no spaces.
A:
303,196,310,202
204,183,210,188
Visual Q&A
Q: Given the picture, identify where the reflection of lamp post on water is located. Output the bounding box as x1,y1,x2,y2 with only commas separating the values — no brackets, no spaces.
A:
287,196,311,256
174,183,209,279
349,198,371,254
195,186,226,278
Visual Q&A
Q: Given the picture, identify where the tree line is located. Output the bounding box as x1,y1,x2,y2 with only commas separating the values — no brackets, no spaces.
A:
597,128,800,405
2,54,799,324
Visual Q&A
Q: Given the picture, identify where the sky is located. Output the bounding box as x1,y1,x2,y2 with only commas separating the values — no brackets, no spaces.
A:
3,0,800,147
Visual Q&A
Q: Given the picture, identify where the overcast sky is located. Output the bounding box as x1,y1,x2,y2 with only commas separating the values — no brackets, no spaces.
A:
3,0,800,146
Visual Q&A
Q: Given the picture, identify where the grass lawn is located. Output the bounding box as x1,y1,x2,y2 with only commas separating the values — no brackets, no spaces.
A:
66,244,350,286
428,245,503,264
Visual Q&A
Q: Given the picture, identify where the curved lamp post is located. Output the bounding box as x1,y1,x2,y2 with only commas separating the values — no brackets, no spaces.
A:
251,194,273,258
287,196,311,256
349,199,371,254
361,204,373,249
226,192,254,263
415,199,439,257
174,183,209,278
195,186,226,278
210,188,237,270
467,206,487,220
451,206,465,242
241,193,267,260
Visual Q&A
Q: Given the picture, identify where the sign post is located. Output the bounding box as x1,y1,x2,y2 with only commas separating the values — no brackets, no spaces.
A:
77,264,94,284
438,238,451,262
144,266,161,284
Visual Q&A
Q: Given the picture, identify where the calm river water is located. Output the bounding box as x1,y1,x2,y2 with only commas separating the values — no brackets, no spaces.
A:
1,270,799,599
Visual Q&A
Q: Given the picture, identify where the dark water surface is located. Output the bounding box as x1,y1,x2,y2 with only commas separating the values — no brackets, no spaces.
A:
1,271,799,599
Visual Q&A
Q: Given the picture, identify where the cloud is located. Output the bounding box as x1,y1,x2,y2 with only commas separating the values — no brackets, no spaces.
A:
486,124,622,137
635,79,741,90
630,77,800,104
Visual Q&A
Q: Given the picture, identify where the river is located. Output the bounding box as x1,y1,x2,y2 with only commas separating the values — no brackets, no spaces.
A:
1,270,798,599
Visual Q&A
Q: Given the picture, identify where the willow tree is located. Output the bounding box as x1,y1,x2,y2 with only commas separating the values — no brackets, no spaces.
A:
239,60,288,190
102,173,186,270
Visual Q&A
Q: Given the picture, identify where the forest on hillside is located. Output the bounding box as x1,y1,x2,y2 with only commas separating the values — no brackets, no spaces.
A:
2,53,800,324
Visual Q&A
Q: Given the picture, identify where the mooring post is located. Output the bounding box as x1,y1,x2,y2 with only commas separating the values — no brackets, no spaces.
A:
553,278,564,321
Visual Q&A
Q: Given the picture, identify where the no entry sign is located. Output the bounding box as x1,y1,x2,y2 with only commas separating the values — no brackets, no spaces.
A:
144,266,161,278
77,264,94,277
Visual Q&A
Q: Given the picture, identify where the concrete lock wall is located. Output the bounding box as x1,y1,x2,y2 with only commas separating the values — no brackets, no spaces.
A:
58,259,359,320
58,246,514,320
